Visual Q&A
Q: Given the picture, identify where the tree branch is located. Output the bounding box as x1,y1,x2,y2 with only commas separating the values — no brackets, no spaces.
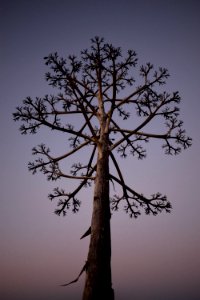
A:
49,164,97,216
110,173,171,217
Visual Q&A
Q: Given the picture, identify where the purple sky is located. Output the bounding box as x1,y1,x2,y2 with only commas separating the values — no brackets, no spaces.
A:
1,0,200,299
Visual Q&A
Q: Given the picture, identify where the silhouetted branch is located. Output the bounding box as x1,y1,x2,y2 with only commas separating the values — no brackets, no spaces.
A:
48,164,96,216
80,227,91,239
28,141,96,181
13,95,98,145
110,152,128,199
110,174,171,218
60,261,88,286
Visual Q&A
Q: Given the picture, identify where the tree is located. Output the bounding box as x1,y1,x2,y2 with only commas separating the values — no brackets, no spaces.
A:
13,37,192,300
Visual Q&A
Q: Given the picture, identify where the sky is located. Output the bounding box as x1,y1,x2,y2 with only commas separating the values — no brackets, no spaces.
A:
1,0,200,299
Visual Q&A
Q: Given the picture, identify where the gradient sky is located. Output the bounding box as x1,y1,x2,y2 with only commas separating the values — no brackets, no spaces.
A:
1,0,200,299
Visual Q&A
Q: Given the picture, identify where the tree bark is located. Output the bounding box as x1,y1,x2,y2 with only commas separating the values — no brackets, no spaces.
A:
82,134,114,300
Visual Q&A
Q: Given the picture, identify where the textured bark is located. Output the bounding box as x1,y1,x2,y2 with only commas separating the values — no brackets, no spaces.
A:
82,134,114,300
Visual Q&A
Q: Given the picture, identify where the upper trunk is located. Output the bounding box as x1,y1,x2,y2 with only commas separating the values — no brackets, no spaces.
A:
82,133,114,300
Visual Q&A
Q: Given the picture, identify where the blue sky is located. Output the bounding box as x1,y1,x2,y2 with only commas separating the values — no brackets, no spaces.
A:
1,1,200,299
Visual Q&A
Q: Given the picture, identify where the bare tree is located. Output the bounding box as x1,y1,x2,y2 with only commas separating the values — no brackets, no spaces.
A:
13,37,192,300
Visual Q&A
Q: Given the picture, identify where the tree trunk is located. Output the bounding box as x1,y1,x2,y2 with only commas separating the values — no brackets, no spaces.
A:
82,134,114,300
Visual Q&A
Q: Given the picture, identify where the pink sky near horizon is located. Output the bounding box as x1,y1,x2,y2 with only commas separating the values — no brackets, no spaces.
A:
1,1,200,299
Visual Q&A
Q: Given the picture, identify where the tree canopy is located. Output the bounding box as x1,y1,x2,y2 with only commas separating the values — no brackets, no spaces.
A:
13,37,192,219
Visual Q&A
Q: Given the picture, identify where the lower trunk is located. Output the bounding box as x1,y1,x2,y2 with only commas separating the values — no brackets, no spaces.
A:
82,145,114,300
